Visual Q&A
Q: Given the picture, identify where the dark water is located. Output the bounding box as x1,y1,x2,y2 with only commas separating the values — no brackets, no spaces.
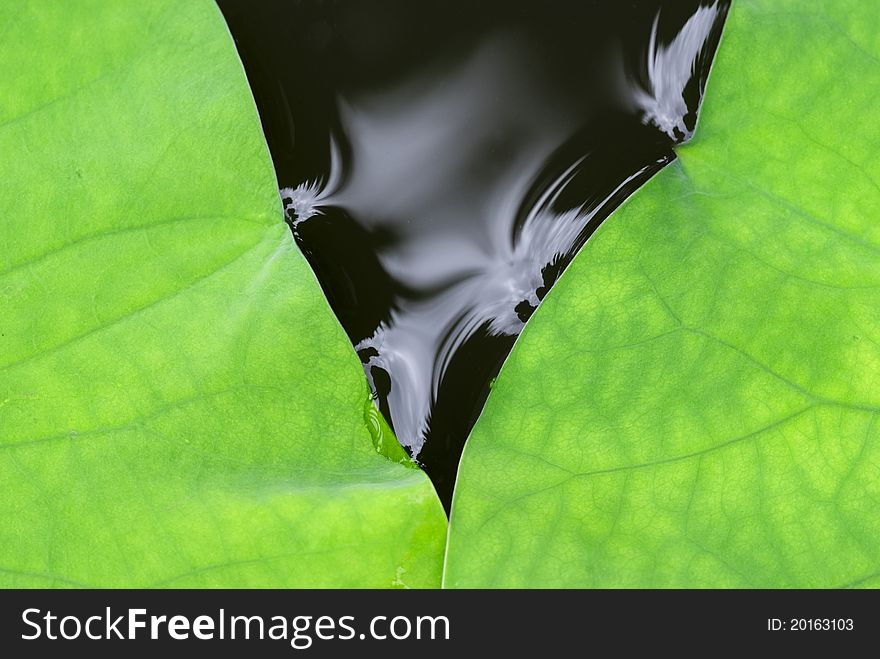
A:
217,0,729,510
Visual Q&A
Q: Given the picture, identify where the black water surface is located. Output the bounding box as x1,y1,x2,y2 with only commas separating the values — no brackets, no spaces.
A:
217,0,729,511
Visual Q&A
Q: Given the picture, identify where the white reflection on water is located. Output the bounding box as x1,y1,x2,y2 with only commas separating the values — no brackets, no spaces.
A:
282,10,721,455
632,1,722,140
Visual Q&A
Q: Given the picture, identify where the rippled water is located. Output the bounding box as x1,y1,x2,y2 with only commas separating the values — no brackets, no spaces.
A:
218,0,729,509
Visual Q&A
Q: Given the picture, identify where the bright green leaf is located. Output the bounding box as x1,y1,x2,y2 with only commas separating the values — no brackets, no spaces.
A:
445,0,880,587
0,0,446,588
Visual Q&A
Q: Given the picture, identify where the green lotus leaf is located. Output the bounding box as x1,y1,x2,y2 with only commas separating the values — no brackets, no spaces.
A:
0,0,446,588
445,0,880,587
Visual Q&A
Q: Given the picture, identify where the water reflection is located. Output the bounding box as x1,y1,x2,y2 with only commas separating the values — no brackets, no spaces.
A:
222,0,729,509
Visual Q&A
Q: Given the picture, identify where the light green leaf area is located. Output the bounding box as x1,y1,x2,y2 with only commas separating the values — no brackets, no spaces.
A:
446,0,880,588
0,0,445,588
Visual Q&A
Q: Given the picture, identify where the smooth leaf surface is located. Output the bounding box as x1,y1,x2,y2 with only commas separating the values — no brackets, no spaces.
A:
445,0,880,587
0,0,446,588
